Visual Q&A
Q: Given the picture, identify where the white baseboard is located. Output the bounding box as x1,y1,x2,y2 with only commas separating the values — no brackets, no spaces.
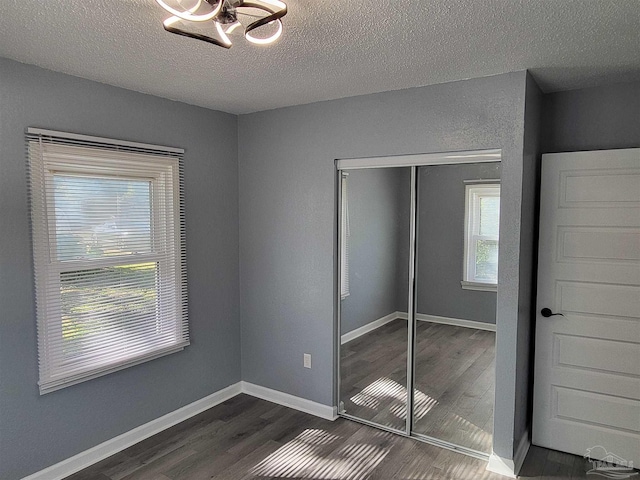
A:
415,313,496,332
23,381,339,480
241,381,338,421
22,382,242,480
487,454,517,478
340,311,401,344
486,428,530,478
341,311,495,345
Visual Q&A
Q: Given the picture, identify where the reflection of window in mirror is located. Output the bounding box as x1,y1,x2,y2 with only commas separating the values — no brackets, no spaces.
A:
340,172,350,299
462,183,500,292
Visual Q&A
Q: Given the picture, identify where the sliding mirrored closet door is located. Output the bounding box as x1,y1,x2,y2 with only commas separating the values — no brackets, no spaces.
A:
337,152,501,459
338,167,411,432
412,162,500,455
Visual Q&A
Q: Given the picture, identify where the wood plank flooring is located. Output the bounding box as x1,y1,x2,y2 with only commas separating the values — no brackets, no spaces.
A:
340,318,410,432
65,394,598,479
340,319,495,453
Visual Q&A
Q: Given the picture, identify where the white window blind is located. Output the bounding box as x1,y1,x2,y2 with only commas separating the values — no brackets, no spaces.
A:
27,130,188,394
463,183,500,290
340,173,350,299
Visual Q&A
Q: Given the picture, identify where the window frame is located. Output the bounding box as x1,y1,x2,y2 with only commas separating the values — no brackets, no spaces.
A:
28,131,188,394
462,182,500,292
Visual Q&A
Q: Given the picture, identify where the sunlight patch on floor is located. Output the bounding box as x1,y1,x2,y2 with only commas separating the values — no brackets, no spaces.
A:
350,377,438,420
434,408,492,449
350,377,404,411
250,428,390,479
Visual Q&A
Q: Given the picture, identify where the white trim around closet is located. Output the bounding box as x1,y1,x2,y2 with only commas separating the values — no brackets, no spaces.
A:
336,148,501,170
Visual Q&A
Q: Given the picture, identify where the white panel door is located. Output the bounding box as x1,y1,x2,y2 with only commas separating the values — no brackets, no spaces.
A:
533,148,640,465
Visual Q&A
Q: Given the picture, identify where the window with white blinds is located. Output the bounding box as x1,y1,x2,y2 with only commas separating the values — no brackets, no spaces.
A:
462,183,500,291
27,129,188,394
340,173,350,299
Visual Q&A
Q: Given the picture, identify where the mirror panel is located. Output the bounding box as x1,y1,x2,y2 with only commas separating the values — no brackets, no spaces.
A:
339,167,411,432
411,162,500,453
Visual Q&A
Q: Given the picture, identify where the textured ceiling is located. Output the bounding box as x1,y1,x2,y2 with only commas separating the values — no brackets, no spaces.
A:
0,0,639,114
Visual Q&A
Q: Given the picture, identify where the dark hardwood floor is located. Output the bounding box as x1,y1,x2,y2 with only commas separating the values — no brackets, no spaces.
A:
340,318,410,432
340,319,495,453
65,394,597,479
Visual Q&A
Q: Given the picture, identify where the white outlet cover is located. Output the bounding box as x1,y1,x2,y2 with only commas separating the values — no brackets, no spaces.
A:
303,354,311,368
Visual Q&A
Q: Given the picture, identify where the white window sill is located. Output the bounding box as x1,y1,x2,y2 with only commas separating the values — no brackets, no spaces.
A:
461,281,497,292
39,342,188,395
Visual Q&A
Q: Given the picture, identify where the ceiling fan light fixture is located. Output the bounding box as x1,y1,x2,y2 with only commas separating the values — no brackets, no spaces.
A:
156,0,287,49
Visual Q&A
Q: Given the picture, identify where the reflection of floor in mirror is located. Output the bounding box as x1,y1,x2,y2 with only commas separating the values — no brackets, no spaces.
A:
340,318,495,453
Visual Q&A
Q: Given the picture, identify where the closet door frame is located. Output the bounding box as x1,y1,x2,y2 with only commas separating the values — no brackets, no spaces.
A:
336,148,501,460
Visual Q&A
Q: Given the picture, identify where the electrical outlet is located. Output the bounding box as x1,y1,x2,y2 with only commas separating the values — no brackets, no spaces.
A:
303,353,312,368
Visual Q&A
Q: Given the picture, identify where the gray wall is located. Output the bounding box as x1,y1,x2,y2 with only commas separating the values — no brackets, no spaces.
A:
416,162,500,324
0,58,241,480
340,168,410,335
513,73,543,451
0,61,596,477
542,80,640,153
238,71,532,461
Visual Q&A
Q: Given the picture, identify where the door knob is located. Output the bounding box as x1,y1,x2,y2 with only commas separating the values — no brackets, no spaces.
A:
541,308,564,318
